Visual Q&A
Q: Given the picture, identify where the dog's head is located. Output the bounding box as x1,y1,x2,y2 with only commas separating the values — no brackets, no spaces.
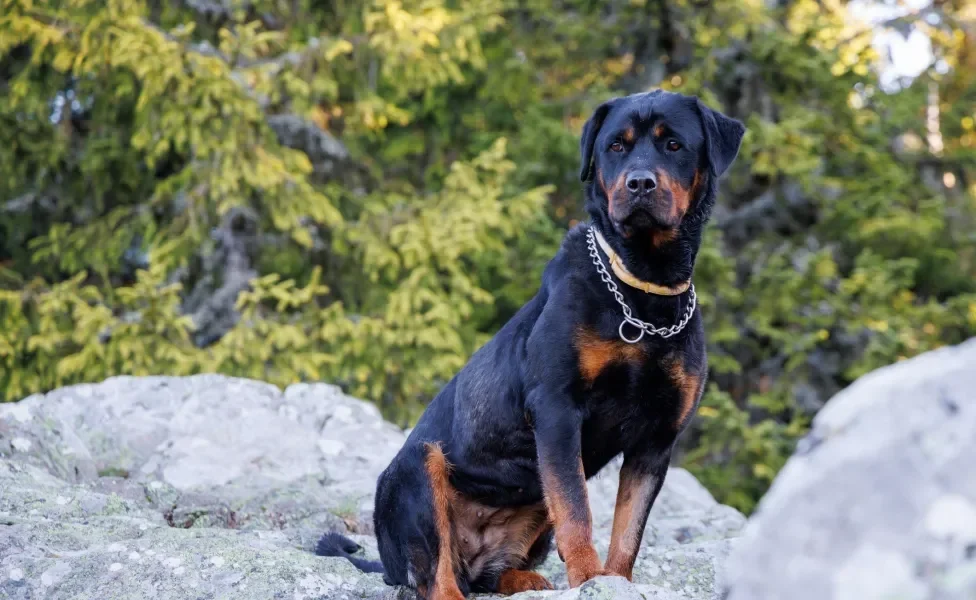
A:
580,91,744,241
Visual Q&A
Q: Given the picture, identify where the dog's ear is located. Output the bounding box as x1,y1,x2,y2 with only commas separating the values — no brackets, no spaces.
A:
696,99,745,178
579,98,618,182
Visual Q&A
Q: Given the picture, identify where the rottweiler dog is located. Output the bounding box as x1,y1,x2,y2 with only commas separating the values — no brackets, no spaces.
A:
318,90,744,599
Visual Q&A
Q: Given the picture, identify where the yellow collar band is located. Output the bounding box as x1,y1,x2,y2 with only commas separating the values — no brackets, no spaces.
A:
591,228,691,296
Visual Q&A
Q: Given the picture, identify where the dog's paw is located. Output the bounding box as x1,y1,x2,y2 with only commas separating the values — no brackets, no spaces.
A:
566,549,610,588
603,557,634,582
568,565,611,588
497,570,554,595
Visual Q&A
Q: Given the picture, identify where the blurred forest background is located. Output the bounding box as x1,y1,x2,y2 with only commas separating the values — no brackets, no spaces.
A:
1,0,975,512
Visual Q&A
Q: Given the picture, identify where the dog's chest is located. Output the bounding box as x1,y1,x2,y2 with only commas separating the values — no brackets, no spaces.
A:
575,328,677,397
576,346,682,469
574,318,708,471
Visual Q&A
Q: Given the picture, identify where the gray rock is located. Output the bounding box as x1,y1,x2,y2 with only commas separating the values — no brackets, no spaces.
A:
723,338,976,600
0,375,743,599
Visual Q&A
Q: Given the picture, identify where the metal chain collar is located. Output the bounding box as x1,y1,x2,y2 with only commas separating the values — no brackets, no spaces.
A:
586,226,697,344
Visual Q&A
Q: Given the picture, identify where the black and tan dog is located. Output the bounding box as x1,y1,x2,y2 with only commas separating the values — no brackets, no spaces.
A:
318,90,744,599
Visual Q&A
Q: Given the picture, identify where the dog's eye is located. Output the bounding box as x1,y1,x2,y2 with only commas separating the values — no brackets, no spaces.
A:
610,140,624,152
666,139,682,152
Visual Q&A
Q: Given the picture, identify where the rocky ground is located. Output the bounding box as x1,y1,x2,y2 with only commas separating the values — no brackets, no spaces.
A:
0,375,744,600
2,338,973,600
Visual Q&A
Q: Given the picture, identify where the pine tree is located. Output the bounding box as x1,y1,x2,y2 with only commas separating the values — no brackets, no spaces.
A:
2,0,974,511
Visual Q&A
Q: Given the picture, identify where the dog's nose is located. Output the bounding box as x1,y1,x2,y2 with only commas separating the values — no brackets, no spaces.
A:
626,170,657,196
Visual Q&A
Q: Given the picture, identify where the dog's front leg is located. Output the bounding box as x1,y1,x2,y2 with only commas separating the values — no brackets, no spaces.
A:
604,448,672,580
532,408,606,588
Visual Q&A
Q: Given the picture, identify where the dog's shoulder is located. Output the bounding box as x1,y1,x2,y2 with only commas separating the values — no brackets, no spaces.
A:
536,223,599,300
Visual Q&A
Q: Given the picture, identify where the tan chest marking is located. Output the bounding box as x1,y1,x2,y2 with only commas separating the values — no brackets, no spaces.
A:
575,327,646,384
666,355,703,430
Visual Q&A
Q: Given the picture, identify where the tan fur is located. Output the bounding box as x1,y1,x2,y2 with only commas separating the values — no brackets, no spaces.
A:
576,327,646,384
691,168,702,198
650,228,677,247
496,570,553,594
424,443,465,600
452,498,549,581
667,356,702,430
651,169,701,247
604,466,657,580
599,170,627,222
655,170,692,225
539,456,606,588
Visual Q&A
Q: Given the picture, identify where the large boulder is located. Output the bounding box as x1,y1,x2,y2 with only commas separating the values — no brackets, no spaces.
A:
723,338,976,600
0,375,744,599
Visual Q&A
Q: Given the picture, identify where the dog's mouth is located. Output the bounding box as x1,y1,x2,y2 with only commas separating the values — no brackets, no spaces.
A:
613,207,654,239
611,196,680,239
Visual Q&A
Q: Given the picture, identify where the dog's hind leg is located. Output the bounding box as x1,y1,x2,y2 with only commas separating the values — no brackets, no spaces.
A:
467,508,554,595
421,442,465,600
495,524,555,593
372,441,469,600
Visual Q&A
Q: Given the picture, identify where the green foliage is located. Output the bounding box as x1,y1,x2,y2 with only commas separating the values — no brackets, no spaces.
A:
2,0,975,512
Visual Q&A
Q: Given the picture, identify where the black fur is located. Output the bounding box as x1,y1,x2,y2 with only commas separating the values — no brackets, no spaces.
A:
319,90,744,598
